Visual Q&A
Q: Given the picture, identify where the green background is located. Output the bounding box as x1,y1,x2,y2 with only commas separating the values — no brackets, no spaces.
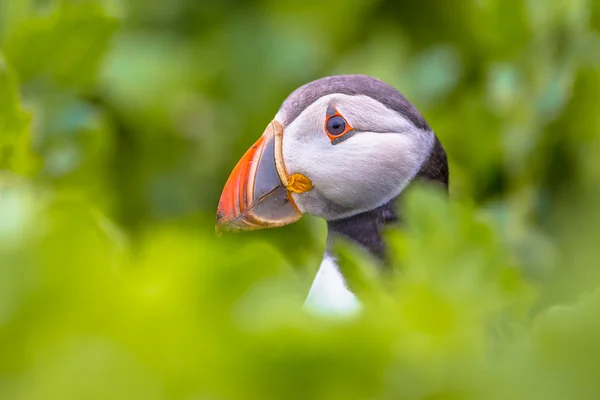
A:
1,0,600,399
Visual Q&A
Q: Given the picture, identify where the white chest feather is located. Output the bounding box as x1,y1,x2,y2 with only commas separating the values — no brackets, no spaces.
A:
303,255,361,316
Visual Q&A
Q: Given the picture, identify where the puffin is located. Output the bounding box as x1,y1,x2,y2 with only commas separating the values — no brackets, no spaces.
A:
216,75,449,315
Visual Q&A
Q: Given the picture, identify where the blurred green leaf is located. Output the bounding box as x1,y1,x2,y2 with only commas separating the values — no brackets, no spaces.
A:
2,2,118,90
0,54,34,174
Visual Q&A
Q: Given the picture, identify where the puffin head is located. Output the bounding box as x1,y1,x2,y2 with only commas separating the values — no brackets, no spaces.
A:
216,74,446,233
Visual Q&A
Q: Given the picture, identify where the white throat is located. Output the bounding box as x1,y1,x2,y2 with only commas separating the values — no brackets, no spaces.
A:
302,253,361,316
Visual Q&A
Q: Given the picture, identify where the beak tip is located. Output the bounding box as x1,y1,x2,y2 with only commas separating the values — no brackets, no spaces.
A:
215,203,248,233
215,212,224,236
215,204,234,234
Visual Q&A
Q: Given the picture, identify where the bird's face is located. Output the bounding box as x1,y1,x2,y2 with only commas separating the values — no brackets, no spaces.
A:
216,75,435,232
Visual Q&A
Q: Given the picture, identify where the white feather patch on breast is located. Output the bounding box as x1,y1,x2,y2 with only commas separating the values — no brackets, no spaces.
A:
303,255,361,316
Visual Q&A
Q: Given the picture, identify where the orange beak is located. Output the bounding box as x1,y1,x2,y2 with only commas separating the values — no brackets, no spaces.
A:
216,121,302,232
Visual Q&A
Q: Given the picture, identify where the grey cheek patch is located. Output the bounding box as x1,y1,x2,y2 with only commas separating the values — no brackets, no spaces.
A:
331,129,356,145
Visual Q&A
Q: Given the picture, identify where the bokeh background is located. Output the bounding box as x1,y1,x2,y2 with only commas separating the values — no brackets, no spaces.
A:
2,0,600,399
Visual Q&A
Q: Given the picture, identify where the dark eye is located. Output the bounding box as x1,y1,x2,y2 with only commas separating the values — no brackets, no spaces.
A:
326,116,346,136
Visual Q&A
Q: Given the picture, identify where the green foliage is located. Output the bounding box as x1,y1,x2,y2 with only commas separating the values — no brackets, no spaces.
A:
2,2,118,90
0,54,33,174
1,0,600,399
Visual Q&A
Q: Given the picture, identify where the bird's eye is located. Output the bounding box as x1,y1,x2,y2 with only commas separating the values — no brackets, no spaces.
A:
326,116,346,136
324,107,355,144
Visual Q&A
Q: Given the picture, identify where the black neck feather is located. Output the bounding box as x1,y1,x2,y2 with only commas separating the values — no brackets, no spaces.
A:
326,136,449,260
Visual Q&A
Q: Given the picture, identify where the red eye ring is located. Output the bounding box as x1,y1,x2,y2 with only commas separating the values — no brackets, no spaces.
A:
324,106,355,144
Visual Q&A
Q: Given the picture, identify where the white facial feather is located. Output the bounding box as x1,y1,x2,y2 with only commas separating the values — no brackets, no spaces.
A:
276,94,434,220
